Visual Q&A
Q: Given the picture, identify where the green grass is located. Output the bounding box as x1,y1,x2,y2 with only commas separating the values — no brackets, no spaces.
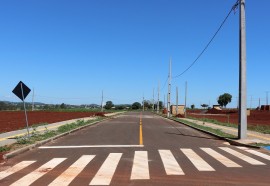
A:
15,117,104,145
0,146,11,152
188,116,238,128
173,118,237,139
251,143,270,147
248,125,270,134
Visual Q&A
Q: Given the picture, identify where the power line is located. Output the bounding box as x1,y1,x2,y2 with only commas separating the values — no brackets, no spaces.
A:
173,0,239,79
160,77,168,93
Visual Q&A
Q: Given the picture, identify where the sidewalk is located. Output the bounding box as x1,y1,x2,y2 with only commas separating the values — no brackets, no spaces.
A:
181,118,270,145
0,112,124,147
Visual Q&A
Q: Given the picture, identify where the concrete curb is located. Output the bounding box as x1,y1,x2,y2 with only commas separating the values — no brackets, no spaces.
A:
156,114,260,149
3,116,114,160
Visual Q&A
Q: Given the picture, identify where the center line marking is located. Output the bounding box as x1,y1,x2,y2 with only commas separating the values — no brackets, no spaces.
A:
139,112,143,145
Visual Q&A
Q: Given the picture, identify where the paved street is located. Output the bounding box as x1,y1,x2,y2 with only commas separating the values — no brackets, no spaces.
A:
1,112,270,186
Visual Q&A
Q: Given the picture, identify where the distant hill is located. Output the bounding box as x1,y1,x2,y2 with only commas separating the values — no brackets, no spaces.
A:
1,101,46,105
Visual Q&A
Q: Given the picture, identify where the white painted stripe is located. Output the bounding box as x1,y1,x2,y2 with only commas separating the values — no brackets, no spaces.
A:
236,146,249,150
0,161,36,180
244,150,270,161
181,149,215,171
159,150,184,175
219,147,265,165
10,158,66,186
89,153,122,185
49,155,95,186
39,145,144,149
130,151,150,180
201,148,241,168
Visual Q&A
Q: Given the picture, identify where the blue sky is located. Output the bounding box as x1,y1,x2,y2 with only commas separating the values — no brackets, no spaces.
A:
0,0,269,108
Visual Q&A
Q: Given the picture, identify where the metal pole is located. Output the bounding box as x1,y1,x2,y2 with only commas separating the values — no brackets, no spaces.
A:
184,81,187,117
20,82,30,138
238,0,247,139
167,58,171,117
176,86,178,116
157,82,160,113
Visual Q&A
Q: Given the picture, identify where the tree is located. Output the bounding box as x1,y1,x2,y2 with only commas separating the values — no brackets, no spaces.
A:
104,101,114,109
217,93,232,108
60,103,66,109
201,104,208,110
115,105,125,110
132,102,142,110
154,101,163,110
0,101,7,110
143,100,152,109
191,104,195,109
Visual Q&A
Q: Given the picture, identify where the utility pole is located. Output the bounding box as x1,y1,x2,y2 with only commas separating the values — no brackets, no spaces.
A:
143,94,145,112
153,88,155,111
176,87,178,115
238,0,247,139
167,58,172,117
157,82,160,113
164,94,165,109
31,88,35,111
184,81,187,117
101,90,104,112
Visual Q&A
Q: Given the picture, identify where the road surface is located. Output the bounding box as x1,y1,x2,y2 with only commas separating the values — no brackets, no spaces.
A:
0,112,270,185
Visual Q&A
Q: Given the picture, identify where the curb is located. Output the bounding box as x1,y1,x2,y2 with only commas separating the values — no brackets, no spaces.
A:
156,114,260,149
3,116,114,160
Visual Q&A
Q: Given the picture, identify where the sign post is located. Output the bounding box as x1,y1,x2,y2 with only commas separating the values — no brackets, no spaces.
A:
12,81,31,138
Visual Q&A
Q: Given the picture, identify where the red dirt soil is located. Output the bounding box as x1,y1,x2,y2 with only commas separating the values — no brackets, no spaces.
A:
187,110,270,126
0,111,105,133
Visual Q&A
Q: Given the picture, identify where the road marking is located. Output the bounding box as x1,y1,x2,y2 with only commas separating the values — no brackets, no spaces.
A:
131,151,150,180
159,150,184,175
0,161,36,180
243,149,270,161
219,147,265,165
89,153,122,185
139,113,143,145
236,147,249,150
181,149,215,171
39,145,144,149
49,155,95,186
201,148,241,167
10,158,66,186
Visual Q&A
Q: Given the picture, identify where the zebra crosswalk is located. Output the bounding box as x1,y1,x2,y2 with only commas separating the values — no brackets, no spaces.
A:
0,147,269,185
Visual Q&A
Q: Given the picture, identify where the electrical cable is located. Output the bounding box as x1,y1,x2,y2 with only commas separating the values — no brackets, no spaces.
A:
173,0,239,79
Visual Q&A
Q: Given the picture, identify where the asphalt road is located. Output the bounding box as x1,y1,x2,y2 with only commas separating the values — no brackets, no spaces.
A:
1,112,270,186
